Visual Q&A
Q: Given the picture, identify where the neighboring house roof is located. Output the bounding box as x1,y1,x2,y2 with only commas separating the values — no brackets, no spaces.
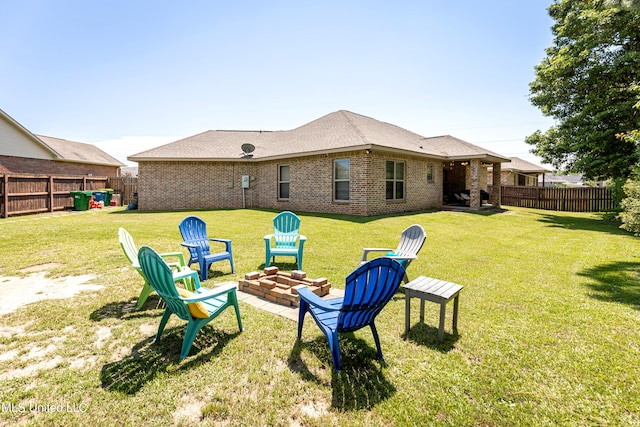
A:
500,157,550,173
1,107,124,167
36,135,124,167
0,108,61,159
541,173,586,186
128,110,511,163
421,135,509,163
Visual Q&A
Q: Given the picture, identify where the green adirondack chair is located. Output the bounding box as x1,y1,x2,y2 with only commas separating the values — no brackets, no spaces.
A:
137,245,243,360
118,227,193,310
264,211,306,270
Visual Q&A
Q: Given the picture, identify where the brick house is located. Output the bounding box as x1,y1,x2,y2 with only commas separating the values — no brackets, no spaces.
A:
0,108,124,176
129,110,510,215
488,157,550,187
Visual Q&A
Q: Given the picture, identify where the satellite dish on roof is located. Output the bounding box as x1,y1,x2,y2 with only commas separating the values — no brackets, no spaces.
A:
241,143,255,154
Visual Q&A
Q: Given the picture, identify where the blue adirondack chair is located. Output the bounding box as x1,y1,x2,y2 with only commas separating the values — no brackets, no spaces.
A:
179,216,234,281
137,245,243,360
297,257,406,371
264,211,306,270
118,227,193,310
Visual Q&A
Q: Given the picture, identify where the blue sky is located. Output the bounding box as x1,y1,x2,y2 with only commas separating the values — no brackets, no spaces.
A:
1,1,556,166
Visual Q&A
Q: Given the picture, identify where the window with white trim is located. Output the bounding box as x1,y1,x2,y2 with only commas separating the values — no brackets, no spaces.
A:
278,164,290,199
334,159,350,201
426,164,434,182
386,160,405,200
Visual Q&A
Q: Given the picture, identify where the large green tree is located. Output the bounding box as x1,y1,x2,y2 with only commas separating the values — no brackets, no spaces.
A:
527,0,640,180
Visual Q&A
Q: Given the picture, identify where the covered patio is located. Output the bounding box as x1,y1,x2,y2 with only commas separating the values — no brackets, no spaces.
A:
442,157,508,210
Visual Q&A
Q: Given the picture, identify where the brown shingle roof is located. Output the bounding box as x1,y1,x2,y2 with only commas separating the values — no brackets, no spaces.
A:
500,157,550,173
128,110,510,163
37,135,125,167
420,135,510,163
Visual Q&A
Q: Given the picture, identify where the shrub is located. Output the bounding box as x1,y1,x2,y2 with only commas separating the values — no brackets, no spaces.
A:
620,168,640,235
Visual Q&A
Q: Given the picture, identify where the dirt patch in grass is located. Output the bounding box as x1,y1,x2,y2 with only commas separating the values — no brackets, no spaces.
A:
94,326,113,349
19,263,64,273
0,264,103,316
0,356,64,381
173,394,204,424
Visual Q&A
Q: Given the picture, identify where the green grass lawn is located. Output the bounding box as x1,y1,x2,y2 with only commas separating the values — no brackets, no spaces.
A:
0,206,639,426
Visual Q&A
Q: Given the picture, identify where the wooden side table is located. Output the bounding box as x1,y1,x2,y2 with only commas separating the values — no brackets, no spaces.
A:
404,275,463,342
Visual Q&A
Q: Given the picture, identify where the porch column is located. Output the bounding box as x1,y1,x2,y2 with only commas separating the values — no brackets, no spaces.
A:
491,162,501,208
470,159,481,210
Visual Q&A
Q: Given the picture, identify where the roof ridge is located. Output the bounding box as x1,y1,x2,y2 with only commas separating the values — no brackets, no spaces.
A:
421,134,453,140
213,129,274,133
340,110,369,145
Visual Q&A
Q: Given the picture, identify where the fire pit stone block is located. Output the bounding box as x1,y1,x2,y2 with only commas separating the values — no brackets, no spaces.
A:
258,279,276,289
264,266,279,275
291,284,307,295
291,270,306,280
245,272,261,280
238,269,331,306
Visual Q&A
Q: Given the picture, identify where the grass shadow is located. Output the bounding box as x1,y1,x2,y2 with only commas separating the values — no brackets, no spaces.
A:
391,291,459,351
441,205,508,216
89,296,165,321
578,261,640,309
537,212,626,235
111,207,440,224
100,325,240,395
402,323,459,351
199,269,234,280
257,262,299,271
288,334,396,410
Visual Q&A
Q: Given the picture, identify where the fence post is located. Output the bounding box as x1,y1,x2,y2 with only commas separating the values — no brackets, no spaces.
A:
537,187,541,209
2,175,7,218
48,176,54,213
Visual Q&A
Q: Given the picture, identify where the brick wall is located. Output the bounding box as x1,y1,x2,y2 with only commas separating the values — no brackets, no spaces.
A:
138,161,259,210
365,152,442,216
137,149,443,215
0,155,118,177
256,152,369,215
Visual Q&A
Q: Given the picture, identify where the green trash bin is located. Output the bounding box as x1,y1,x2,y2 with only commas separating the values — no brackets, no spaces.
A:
98,188,114,206
70,191,93,211
93,190,108,205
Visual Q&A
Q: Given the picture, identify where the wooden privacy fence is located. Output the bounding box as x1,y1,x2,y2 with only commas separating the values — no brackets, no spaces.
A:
106,176,138,206
488,185,615,212
0,174,138,218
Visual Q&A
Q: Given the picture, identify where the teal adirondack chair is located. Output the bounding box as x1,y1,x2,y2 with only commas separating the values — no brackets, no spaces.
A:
118,227,193,310
264,211,306,270
137,245,243,360
297,257,406,371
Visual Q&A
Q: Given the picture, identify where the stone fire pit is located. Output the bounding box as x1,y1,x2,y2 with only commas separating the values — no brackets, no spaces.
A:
238,266,331,307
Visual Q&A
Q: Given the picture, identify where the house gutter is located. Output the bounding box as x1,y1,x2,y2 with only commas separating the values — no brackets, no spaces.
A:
446,154,511,164
57,158,126,167
128,144,449,163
